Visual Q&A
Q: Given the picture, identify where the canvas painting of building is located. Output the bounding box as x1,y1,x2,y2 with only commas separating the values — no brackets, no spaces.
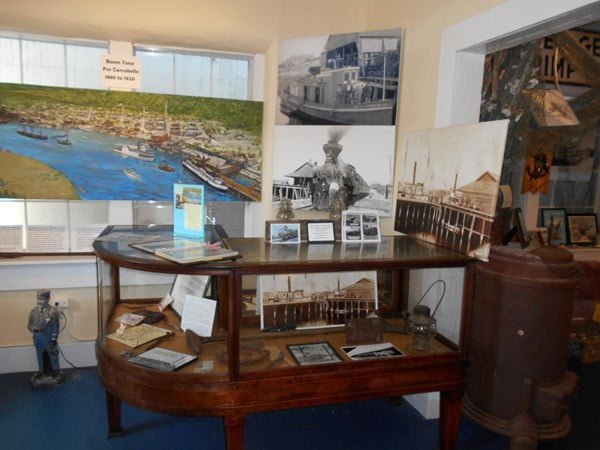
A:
0,83,262,201
272,125,395,216
259,271,378,330
395,120,509,261
277,29,403,126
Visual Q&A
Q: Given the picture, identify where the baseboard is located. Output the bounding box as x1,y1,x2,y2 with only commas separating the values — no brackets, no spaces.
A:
0,341,97,374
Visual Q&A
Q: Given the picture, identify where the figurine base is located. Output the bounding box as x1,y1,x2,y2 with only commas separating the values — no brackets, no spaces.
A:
30,372,65,388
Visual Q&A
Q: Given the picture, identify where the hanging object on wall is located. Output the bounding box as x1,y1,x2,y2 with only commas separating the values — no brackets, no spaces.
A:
522,47,579,127
0,83,263,201
521,152,553,194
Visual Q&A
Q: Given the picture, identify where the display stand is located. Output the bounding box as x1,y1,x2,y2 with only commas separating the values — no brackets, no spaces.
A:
94,225,475,450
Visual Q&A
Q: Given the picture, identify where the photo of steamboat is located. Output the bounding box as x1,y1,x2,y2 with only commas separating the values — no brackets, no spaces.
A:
396,161,499,259
261,273,377,330
278,29,402,125
113,142,154,162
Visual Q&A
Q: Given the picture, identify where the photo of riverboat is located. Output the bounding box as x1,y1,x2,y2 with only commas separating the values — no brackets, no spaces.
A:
277,29,403,126
0,82,262,201
395,120,509,261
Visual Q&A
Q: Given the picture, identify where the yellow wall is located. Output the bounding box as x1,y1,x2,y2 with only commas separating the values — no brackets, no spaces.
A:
0,1,508,351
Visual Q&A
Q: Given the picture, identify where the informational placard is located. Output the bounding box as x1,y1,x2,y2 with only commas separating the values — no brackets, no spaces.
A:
173,184,205,239
100,54,141,89
26,225,69,252
180,295,217,337
0,225,23,252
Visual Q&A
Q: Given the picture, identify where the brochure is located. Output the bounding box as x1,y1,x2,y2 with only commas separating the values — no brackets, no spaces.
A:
173,183,205,239
341,342,405,360
128,347,197,372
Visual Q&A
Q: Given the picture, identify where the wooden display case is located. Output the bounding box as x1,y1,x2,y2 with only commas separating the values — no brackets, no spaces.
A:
94,225,475,450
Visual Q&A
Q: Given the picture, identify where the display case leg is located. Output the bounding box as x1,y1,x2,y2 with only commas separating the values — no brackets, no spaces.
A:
224,414,245,450
105,390,123,438
440,389,462,450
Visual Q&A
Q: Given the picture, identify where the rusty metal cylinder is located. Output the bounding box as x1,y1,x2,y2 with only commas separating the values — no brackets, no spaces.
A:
464,245,579,440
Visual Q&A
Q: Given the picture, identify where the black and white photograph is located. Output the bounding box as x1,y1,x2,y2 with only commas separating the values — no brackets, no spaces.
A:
277,29,403,126
259,271,378,330
269,222,300,244
273,126,395,216
287,341,342,366
342,212,362,241
396,121,509,261
567,214,598,245
342,342,405,360
361,213,380,241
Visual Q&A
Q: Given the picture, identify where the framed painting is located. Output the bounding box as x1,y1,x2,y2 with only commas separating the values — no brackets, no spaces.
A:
566,214,598,245
540,208,568,245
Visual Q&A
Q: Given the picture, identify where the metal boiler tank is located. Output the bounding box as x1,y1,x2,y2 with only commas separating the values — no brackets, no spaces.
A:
463,245,579,449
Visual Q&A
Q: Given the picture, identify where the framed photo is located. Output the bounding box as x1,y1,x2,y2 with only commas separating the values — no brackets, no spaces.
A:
306,220,335,243
287,341,342,366
269,222,300,244
567,214,598,245
540,208,568,245
342,212,381,242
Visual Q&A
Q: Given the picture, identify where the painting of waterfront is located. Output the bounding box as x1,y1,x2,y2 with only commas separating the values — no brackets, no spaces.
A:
272,125,395,216
277,29,403,126
0,83,262,201
395,120,509,261
259,271,378,330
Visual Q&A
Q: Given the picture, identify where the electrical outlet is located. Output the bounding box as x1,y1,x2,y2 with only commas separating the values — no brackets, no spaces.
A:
53,298,69,309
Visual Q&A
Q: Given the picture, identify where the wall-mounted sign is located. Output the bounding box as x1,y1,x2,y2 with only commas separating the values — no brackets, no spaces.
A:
540,30,600,86
100,54,141,89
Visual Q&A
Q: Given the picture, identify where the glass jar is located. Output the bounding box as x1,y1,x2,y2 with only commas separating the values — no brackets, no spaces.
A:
408,304,437,352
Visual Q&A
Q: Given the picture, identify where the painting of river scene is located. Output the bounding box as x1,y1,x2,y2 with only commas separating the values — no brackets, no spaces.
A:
0,83,263,201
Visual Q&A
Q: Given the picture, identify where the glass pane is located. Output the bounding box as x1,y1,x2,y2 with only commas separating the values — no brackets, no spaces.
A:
66,44,106,89
175,54,211,97
22,40,65,87
0,37,21,83
137,51,174,94
212,57,248,100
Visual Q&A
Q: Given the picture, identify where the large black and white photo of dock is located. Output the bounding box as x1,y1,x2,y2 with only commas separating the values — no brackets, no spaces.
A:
395,120,509,261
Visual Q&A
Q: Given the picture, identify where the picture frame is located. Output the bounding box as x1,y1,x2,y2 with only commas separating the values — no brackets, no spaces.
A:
306,220,335,243
269,221,301,244
342,212,381,242
566,214,598,245
540,208,568,246
287,341,342,366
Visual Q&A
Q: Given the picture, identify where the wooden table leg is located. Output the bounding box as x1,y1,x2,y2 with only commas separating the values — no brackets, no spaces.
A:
105,390,123,438
439,389,462,450
224,414,245,450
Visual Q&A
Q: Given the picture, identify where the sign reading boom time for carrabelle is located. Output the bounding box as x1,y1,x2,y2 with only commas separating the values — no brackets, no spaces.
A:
101,54,141,89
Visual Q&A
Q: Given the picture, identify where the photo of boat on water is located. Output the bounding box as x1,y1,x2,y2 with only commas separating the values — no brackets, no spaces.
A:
395,120,509,261
277,29,403,126
0,83,263,201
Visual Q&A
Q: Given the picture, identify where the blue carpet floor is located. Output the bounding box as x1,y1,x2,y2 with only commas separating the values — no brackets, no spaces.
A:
0,362,597,450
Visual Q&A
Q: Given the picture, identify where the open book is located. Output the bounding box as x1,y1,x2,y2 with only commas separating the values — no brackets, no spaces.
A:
130,236,238,264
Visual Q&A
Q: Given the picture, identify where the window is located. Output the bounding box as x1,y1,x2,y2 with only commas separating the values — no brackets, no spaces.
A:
0,34,108,89
135,47,251,100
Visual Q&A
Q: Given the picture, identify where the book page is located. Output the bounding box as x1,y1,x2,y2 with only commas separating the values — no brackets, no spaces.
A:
180,295,217,337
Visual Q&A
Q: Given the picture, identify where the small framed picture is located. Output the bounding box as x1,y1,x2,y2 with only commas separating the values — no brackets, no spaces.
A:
269,221,300,244
306,220,335,243
566,214,598,245
287,341,342,366
540,208,568,245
